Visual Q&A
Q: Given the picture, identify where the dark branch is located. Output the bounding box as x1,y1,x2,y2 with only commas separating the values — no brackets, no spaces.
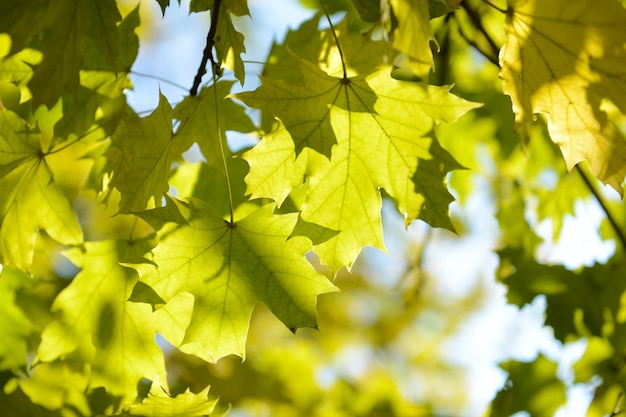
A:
190,0,222,96
461,1,501,60
575,164,626,251
454,16,499,67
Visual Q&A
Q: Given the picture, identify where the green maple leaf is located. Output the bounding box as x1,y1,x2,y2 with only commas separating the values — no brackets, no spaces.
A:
38,237,167,404
500,0,626,194
189,0,249,84
491,354,566,417
237,58,478,270
132,198,337,361
428,0,462,18
56,71,130,139
258,15,392,131
106,93,188,213
0,109,83,270
500,249,626,341
170,159,249,218
389,0,437,79
26,0,121,108
0,0,48,55
173,81,255,171
349,0,380,22
127,381,220,417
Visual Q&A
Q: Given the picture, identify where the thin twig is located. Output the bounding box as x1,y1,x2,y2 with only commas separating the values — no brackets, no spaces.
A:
575,164,626,250
131,71,189,92
190,0,222,96
611,392,624,416
210,73,234,224
319,0,347,80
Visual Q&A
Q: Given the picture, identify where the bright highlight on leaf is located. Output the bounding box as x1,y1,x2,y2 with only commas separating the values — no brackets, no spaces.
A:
500,0,626,193
133,198,337,361
38,238,166,405
389,0,437,79
128,380,220,417
0,110,83,270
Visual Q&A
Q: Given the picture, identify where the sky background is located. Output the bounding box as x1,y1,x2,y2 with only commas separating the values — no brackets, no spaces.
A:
120,1,616,415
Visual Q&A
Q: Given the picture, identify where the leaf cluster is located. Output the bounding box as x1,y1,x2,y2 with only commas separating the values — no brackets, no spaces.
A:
1,0,626,416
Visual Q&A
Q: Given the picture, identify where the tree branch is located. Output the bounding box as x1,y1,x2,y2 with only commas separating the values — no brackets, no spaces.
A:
575,164,626,250
461,1,501,60
190,0,222,96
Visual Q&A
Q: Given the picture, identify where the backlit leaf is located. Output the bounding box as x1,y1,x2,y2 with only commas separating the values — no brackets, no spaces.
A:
133,199,338,361
0,110,83,270
491,354,566,417
26,0,122,108
127,381,219,417
38,237,167,404
215,0,249,85
237,58,478,270
173,81,255,172
0,267,33,371
106,93,184,213
500,0,626,194
499,249,626,341
389,0,437,79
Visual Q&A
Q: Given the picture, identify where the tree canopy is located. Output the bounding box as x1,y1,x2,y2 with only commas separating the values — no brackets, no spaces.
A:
1,0,626,415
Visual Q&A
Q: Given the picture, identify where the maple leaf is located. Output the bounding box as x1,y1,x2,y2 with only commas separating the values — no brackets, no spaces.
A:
132,198,337,361
389,0,437,79
500,0,626,194
428,0,462,18
106,93,187,213
25,0,121,108
38,237,167,404
237,58,478,271
0,109,83,270
500,249,626,342
191,0,249,85
491,355,566,417
173,81,256,172
127,380,220,417
349,0,380,22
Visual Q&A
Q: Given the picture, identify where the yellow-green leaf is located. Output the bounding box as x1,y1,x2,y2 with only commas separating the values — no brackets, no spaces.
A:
500,0,626,194
38,237,166,405
491,354,566,417
127,381,219,417
173,81,255,172
133,199,338,361
106,93,184,213
0,109,83,270
389,0,437,79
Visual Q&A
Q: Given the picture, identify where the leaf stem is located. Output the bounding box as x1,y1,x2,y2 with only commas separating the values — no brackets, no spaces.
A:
575,164,626,250
611,392,624,416
481,0,507,14
190,0,222,96
47,120,116,155
319,0,348,80
211,71,235,224
130,71,189,92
